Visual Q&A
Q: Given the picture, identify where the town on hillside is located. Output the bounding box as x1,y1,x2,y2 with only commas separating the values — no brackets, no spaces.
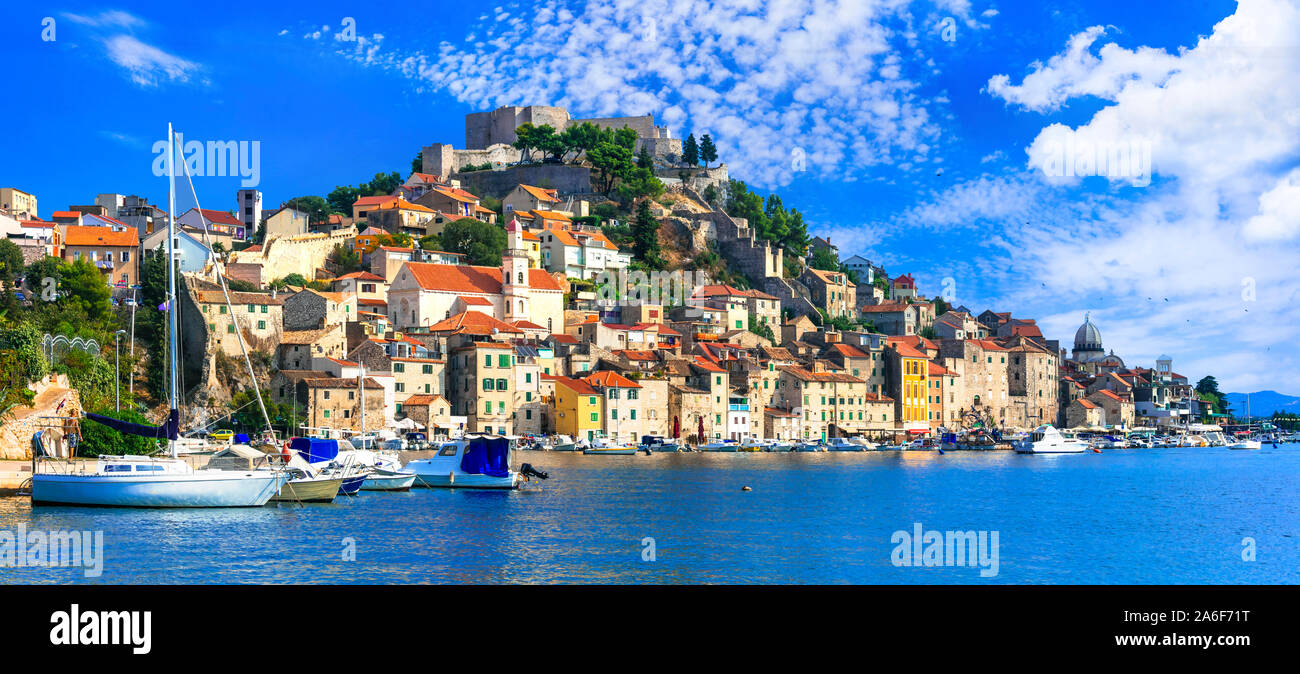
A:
0,105,1228,450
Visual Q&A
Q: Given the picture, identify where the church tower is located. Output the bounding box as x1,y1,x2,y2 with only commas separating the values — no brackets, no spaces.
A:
503,218,529,323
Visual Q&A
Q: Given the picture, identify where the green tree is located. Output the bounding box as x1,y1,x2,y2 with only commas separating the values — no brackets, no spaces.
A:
1195,376,1229,414
330,244,364,273
631,200,665,269
285,195,332,224
808,246,840,272
438,218,507,266
683,133,699,167
58,259,113,322
699,134,718,168
588,142,634,194
411,151,423,175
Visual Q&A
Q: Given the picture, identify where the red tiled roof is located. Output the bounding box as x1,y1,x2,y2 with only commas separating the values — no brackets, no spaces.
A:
63,225,139,247
192,208,242,226
828,343,869,358
426,311,523,335
554,376,598,395
403,262,562,293
518,184,560,203
583,370,641,389
692,356,726,373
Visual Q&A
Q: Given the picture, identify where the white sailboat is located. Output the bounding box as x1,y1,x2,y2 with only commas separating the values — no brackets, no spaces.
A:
30,124,288,507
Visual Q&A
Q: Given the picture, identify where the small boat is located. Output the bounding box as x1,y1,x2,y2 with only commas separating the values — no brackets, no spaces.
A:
793,441,826,452
825,438,867,452
1228,438,1261,450
698,439,739,452
270,469,344,503
1014,424,1088,454
738,438,768,452
402,436,522,489
550,435,577,452
582,437,638,455
638,436,684,453
765,440,796,452
360,469,417,491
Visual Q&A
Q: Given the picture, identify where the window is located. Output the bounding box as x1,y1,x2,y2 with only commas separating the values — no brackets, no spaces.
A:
499,354,510,367
394,363,405,373
484,355,492,367
630,410,637,420
590,412,599,422
261,305,268,313
220,305,227,314
248,304,255,313
226,324,235,334
257,320,266,330
323,410,330,418
496,378,507,391
121,251,130,262
483,379,493,391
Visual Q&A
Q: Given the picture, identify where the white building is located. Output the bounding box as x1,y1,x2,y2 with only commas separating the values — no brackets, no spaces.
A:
237,189,262,236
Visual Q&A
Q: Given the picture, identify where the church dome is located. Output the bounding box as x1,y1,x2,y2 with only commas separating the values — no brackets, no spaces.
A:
1074,313,1102,351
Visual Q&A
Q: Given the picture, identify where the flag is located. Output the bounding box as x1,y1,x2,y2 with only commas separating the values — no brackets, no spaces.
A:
157,300,169,311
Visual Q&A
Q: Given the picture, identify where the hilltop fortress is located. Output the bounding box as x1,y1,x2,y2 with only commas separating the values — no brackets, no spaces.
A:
422,105,684,178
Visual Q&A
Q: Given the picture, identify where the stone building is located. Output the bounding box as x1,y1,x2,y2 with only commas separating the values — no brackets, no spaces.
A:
195,289,284,356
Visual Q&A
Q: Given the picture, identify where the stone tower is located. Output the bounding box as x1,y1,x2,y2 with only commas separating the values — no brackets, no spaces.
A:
502,217,529,323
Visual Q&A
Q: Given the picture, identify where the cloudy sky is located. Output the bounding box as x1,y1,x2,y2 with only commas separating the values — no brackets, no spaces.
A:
2,0,1295,392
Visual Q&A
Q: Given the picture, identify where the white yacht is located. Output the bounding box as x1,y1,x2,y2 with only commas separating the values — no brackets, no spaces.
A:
826,437,867,452
1014,425,1089,454
29,124,288,508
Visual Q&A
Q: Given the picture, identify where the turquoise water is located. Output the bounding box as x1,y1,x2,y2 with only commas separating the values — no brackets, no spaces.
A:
2,444,1298,584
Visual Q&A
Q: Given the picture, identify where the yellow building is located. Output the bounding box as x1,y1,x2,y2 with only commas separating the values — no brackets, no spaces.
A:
887,338,930,432
553,375,604,442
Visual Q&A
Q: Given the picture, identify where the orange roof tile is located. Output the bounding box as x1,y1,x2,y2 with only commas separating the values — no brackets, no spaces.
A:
426,311,523,335
63,225,139,247
519,184,560,203
583,370,641,389
403,262,562,293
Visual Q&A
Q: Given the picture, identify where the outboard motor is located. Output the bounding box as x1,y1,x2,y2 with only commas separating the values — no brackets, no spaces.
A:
520,463,549,480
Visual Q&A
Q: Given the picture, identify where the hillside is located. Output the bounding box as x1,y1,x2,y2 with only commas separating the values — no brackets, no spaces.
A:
1225,390,1300,416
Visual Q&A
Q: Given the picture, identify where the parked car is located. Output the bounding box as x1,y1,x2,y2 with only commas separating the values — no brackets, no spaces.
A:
209,429,234,442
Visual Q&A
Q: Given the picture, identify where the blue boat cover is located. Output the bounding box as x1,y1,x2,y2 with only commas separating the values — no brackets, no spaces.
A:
85,409,179,441
460,437,510,477
233,433,251,443
290,437,339,463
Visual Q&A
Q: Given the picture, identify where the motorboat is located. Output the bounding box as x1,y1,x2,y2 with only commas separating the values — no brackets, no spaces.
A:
737,438,768,452
638,436,684,453
402,436,523,489
698,439,739,452
1228,435,1262,450
793,441,826,452
826,437,867,452
582,437,638,455
550,435,577,452
1014,425,1088,454
270,468,343,503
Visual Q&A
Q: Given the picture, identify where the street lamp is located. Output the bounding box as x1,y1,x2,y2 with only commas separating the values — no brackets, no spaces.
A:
114,330,127,411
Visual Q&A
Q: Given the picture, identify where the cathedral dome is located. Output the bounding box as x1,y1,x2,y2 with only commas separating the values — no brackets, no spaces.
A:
1074,313,1102,351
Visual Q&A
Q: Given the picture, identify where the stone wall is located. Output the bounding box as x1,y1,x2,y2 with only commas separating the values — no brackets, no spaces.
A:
229,227,357,284
450,164,594,199
466,105,571,149
0,375,83,461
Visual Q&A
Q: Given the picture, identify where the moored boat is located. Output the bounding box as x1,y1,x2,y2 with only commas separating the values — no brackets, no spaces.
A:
402,436,523,489
1014,424,1088,454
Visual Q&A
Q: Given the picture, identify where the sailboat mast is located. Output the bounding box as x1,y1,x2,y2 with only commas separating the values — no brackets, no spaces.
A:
166,125,181,413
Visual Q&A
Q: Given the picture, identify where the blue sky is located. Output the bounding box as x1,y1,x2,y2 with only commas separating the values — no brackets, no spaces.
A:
2,0,1297,393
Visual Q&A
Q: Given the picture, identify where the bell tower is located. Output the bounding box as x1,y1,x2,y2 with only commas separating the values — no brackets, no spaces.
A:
503,218,529,323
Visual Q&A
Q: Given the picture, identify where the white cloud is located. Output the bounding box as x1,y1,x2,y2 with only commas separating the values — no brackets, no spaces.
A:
104,34,200,87
986,25,1182,111
325,0,985,187
61,10,145,29
904,0,1300,390
1243,169,1300,241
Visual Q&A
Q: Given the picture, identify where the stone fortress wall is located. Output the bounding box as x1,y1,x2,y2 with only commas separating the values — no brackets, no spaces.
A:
424,105,684,178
